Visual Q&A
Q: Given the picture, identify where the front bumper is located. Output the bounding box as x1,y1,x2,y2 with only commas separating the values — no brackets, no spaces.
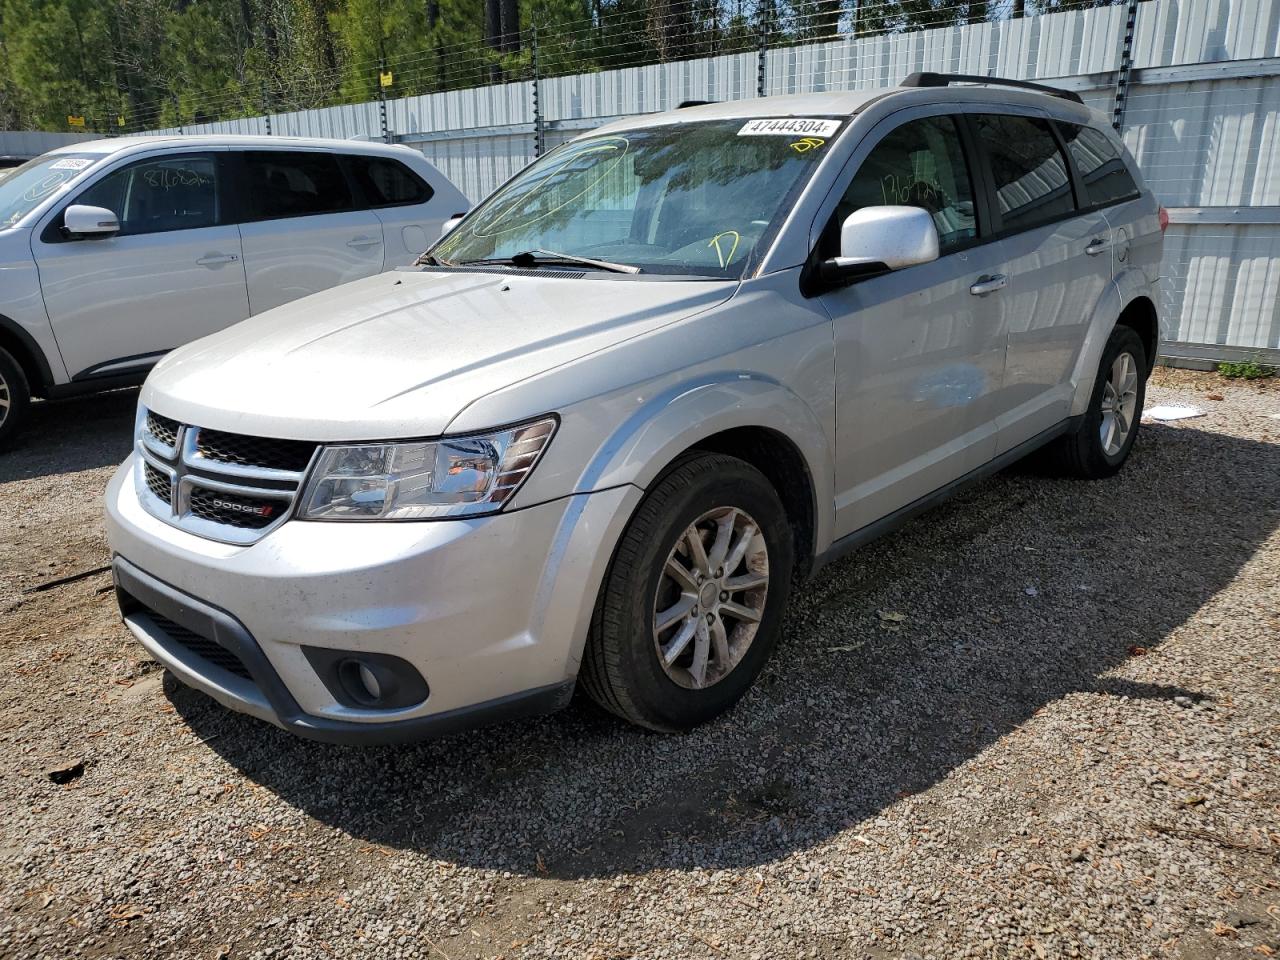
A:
104,455,639,743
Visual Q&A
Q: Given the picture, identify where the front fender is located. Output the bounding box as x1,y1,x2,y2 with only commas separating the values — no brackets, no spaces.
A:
529,372,834,674
576,372,836,557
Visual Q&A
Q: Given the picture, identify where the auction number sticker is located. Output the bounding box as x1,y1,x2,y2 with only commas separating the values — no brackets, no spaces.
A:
49,158,93,170
738,118,841,137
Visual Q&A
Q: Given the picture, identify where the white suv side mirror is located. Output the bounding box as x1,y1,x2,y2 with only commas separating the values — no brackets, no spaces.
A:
821,205,940,282
64,204,121,238
439,213,466,239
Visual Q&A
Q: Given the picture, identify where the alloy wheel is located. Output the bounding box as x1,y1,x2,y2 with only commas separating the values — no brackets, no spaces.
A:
1099,351,1139,456
652,506,770,690
0,370,9,428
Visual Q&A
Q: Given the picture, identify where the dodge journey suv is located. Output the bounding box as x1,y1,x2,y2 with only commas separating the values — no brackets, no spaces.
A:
105,74,1164,743
0,135,466,446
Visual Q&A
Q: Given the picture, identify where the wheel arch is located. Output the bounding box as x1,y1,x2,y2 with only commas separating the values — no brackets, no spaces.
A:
1113,294,1159,375
1069,279,1160,418
577,373,835,577
0,313,54,397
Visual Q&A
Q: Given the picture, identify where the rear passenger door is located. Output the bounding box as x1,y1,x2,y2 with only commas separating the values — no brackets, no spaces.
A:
234,150,385,315
342,153,441,267
969,112,1113,452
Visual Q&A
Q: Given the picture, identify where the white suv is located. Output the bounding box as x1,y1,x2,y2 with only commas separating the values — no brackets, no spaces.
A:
0,135,467,445
105,75,1164,743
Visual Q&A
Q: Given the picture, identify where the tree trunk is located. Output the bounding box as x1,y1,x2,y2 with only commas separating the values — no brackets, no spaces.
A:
484,0,503,82
500,0,519,53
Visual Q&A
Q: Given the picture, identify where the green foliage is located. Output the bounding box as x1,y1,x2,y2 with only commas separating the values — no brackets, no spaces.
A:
0,0,1053,132
1218,360,1277,381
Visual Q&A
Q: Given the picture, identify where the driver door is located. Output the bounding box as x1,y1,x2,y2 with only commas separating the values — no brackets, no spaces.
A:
815,110,1008,539
31,150,248,381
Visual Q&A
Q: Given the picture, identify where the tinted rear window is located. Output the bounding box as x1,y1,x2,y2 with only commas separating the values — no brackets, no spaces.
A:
346,156,433,207
241,151,352,221
1059,123,1140,208
973,114,1074,233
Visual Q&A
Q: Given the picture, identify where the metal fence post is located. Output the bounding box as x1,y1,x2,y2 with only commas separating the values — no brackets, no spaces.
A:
531,25,545,157
261,81,272,136
379,59,391,143
756,9,768,98
1112,0,1140,131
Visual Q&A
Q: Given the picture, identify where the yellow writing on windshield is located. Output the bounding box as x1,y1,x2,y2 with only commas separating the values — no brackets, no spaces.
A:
708,230,741,268
790,137,826,153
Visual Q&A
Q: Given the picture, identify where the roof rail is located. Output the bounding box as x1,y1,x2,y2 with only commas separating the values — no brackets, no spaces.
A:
900,71,1084,105
677,99,715,109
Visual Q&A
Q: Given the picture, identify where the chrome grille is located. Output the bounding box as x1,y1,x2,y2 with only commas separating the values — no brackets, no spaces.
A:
195,429,317,473
146,411,179,448
142,461,173,505
135,410,317,545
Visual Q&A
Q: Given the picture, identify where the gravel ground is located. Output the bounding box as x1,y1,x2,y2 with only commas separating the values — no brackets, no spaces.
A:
2,369,1278,960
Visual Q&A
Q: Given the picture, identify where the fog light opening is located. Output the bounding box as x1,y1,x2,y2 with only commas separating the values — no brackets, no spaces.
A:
357,662,381,701
338,657,398,708
305,646,429,710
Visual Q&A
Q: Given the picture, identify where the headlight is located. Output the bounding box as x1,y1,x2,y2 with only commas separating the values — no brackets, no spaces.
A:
299,417,556,520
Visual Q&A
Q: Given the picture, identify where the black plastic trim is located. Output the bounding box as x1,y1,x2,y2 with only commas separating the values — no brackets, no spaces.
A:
113,556,574,744
72,350,168,382
44,371,148,399
816,416,1083,572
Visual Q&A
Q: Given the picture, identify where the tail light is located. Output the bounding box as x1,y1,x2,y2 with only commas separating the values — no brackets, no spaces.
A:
1158,206,1169,233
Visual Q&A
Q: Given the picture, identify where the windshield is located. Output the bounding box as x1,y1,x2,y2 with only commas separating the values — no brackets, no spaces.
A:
0,153,103,228
433,117,845,278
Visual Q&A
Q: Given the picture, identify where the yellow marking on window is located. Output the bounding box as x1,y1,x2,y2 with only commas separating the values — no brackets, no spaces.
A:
790,137,826,153
708,230,741,268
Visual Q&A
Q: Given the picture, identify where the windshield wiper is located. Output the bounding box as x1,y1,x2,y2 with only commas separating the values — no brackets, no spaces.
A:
414,252,453,267
462,249,641,275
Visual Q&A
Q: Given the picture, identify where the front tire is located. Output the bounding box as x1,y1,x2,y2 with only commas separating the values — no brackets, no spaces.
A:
1043,325,1146,479
0,347,31,451
581,453,794,732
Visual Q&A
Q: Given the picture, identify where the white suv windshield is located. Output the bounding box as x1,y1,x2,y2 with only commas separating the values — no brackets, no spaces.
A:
0,153,103,228
433,118,845,278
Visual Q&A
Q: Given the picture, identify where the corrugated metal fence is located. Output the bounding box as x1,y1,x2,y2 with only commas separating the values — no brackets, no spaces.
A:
147,0,1280,363
0,130,96,157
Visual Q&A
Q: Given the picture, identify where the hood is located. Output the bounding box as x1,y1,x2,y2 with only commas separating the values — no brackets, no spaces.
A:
142,268,736,440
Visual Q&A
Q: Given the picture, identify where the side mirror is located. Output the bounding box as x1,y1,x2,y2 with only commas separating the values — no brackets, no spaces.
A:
63,204,120,238
439,213,466,239
820,205,939,282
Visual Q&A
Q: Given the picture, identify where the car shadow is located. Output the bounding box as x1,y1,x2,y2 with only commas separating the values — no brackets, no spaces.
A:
0,388,137,482
170,420,1279,880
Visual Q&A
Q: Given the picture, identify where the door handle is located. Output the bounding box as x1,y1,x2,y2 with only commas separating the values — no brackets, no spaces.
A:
969,274,1007,296
196,253,239,266
1085,238,1111,256
347,236,382,248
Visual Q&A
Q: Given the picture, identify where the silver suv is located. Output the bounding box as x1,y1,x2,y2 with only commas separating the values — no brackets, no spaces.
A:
104,74,1164,743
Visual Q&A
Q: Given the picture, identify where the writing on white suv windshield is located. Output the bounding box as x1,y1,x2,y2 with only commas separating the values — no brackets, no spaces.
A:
0,154,101,227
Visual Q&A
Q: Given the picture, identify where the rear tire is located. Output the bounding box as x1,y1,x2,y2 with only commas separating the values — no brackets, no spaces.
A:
0,347,31,451
1043,325,1146,479
581,452,794,732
